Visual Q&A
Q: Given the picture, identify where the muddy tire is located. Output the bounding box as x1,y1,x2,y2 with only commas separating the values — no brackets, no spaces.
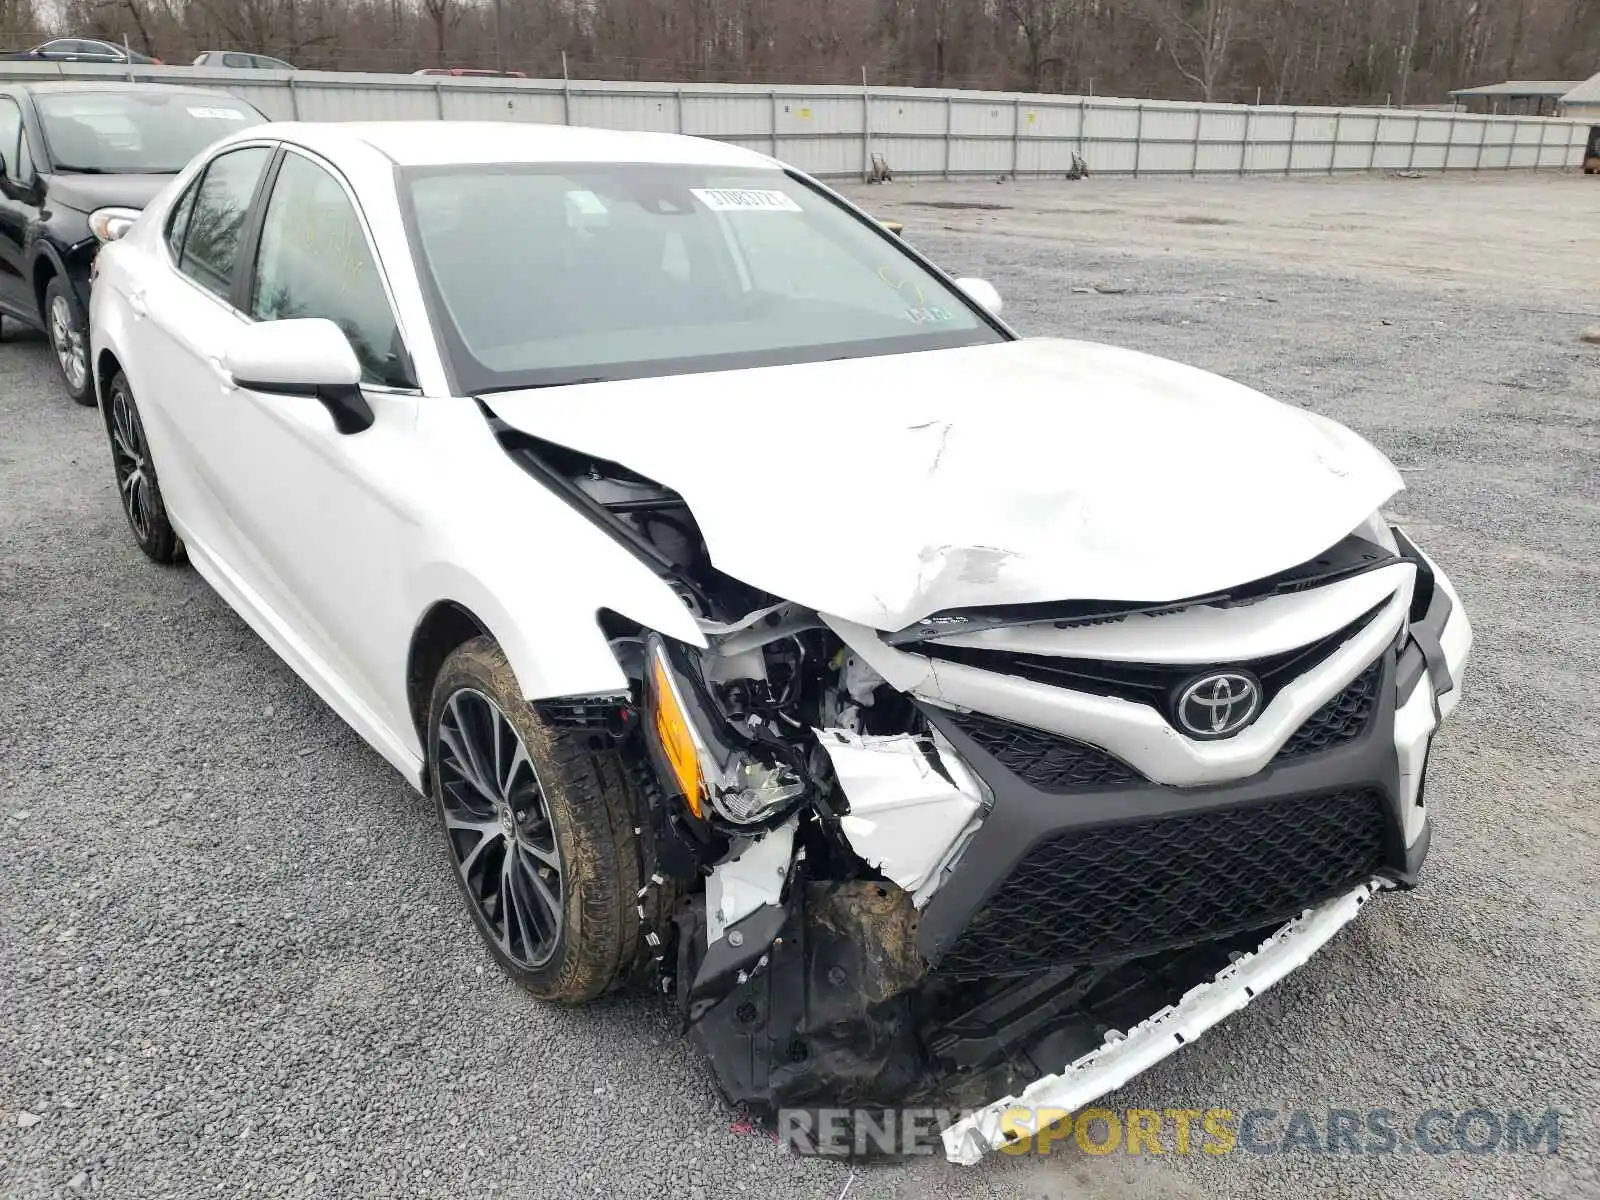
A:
106,371,180,564
427,636,657,1003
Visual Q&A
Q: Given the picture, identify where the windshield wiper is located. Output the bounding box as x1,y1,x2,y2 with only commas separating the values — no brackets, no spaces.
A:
50,164,111,174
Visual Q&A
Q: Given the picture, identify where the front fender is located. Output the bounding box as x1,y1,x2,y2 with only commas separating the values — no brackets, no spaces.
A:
26,236,76,310
408,398,707,706
408,557,701,704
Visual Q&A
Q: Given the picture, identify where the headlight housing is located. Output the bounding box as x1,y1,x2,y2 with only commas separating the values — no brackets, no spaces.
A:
88,207,142,244
645,635,806,826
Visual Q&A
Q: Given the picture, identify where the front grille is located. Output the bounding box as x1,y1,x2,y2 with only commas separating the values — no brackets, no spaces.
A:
1273,660,1382,762
947,709,1141,788
920,602,1387,736
936,787,1389,978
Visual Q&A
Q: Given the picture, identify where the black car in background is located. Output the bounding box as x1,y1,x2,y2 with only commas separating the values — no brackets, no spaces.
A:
2,39,161,64
0,82,264,402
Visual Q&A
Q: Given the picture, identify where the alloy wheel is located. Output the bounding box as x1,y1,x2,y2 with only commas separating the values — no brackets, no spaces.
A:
109,384,153,543
436,688,565,968
49,294,88,394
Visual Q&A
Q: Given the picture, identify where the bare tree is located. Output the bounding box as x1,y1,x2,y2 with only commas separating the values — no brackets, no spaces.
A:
29,0,1600,110
1140,0,1243,100
1004,0,1066,91
420,0,462,65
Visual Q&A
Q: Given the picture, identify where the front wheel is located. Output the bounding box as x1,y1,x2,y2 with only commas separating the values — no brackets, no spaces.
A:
45,277,94,406
106,371,179,563
427,637,651,1003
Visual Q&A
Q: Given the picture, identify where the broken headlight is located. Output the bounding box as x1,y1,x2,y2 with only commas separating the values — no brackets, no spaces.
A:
645,635,806,826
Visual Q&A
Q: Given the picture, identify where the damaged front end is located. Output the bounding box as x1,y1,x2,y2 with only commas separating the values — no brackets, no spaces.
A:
491,413,1472,1165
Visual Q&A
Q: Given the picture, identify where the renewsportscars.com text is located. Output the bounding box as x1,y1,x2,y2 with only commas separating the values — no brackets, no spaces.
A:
778,1106,1565,1158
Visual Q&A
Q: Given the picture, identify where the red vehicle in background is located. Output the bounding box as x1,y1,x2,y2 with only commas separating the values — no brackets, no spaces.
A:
412,67,527,78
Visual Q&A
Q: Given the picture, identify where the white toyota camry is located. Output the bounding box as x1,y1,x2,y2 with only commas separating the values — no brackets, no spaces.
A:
90,120,1472,1162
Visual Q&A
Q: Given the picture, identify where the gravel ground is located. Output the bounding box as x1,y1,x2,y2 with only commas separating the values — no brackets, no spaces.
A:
3,172,1598,1200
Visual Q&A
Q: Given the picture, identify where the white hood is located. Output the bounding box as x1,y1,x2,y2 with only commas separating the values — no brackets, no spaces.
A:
486,338,1403,630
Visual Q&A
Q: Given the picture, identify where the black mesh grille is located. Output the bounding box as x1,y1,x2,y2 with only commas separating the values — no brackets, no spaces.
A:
937,787,1389,978
1273,661,1382,762
947,710,1142,788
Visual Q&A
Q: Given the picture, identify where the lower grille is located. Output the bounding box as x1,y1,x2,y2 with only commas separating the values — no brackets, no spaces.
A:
947,709,1141,788
1273,660,1382,761
936,787,1389,978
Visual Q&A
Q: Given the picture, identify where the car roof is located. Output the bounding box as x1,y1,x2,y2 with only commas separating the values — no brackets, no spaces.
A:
9,80,244,99
268,120,778,170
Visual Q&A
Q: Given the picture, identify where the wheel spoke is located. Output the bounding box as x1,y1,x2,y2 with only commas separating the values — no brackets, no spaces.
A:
446,693,499,804
128,475,150,539
444,809,501,879
521,838,560,871
491,709,507,797
502,849,537,958
438,714,499,808
502,738,532,801
523,858,563,945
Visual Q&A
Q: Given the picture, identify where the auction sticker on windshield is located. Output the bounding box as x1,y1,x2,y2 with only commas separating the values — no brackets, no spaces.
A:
691,188,803,212
187,107,249,120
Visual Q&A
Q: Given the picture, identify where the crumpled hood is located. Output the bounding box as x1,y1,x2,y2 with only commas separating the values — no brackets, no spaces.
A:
486,338,1403,630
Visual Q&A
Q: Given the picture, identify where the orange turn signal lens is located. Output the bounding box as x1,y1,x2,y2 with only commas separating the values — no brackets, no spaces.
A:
651,655,704,817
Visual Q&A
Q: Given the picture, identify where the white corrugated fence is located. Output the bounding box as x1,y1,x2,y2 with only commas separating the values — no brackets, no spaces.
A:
2,61,1589,178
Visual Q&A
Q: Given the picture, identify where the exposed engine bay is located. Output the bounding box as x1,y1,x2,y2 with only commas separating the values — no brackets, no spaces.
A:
491,415,1471,1161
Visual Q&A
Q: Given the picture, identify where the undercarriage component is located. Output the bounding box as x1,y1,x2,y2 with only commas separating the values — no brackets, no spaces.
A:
684,880,929,1112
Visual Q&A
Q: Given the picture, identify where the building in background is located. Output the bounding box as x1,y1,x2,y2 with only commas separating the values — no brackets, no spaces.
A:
1560,72,1600,121
1447,79,1581,115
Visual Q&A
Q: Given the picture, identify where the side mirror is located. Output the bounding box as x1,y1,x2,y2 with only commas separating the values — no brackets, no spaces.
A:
223,318,374,435
955,277,1003,318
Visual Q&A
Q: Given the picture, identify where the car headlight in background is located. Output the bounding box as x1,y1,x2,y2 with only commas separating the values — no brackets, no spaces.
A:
88,207,142,244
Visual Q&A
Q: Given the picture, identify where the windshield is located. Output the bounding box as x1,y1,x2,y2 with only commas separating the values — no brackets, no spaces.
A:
401,164,1005,391
38,91,262,174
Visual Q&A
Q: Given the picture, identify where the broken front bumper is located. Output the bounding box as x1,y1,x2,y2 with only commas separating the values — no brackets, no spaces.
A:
942,877,1392,1163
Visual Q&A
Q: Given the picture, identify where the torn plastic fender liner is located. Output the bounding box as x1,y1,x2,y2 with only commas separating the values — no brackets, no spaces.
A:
940,877,1394,1165
816,728,988,907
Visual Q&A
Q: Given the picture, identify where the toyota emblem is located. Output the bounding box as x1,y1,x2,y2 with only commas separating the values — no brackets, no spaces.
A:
1175,671,1262,738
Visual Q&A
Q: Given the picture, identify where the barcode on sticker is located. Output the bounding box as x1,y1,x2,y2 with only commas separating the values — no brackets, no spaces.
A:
690,188,802,213
188,107,247,120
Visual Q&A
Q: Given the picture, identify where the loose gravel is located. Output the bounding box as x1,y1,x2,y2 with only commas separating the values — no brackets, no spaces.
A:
2,173,1598,1199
